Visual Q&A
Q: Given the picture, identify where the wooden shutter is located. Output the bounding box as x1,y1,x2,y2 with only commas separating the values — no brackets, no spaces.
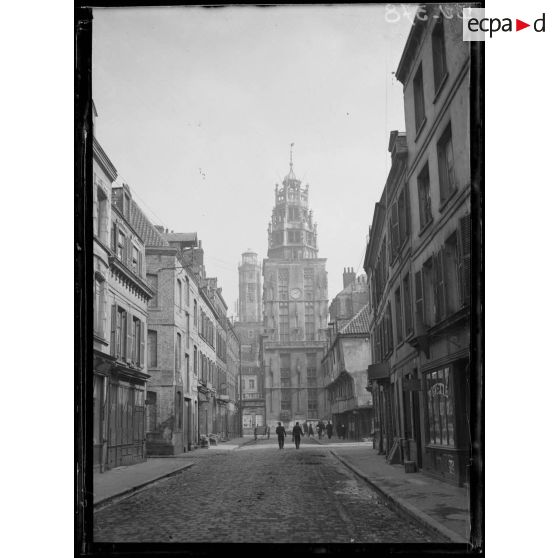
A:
414,270,424,331
126,312,133,363
139,321,145,368
458,215,471,305
110,304,117,357
138,250,143,278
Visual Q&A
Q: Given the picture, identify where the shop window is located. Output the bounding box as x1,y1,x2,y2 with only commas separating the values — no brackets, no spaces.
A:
424,367,455,447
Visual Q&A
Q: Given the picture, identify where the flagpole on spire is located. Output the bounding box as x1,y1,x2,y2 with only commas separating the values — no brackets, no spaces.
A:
290,142,294,170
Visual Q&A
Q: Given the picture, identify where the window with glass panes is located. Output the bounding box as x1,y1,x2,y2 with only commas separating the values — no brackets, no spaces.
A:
437,123,456,204
424,367,455,447
306,353,317,386
417,163,432,229
307,389,318,418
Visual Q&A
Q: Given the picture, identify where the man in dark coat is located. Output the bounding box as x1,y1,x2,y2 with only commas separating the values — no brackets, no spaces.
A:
292,422,303,449
276,422,286,449
326,420,333,440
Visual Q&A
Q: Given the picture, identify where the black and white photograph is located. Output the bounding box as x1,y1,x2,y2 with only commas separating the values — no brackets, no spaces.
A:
76,2,482,552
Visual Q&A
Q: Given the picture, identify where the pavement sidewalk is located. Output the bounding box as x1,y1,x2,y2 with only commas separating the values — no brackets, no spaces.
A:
93,436,253,509
311,437,470,543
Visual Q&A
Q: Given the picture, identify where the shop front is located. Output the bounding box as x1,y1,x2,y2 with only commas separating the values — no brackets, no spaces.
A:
94,353,149,471
421,358,470,486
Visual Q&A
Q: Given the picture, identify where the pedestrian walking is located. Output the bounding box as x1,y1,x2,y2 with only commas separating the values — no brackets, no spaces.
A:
340,424,346,440
326,420,333,440
308,423,314,437
303,421,308,437
317,420,324,439
292,422,303,449
254,426,258,440
276,422,286,449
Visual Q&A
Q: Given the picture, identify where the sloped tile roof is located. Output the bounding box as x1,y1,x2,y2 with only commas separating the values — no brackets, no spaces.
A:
130,201,169,248
339,304,369,336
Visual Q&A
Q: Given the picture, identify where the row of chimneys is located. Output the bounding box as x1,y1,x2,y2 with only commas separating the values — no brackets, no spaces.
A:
342,267,356,289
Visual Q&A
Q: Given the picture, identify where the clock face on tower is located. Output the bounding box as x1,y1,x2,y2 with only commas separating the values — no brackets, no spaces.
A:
290,288,302,300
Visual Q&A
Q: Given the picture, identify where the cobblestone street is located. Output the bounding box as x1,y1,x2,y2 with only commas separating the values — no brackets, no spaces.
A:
94,439,439,543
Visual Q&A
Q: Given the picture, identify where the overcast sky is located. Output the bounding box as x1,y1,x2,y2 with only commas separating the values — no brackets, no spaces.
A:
92,5,415,317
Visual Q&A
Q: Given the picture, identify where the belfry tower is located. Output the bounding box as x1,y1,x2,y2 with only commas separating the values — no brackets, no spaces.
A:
262,145,329,429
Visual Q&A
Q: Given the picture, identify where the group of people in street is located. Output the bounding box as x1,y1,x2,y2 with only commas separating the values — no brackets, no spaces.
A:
254,419,351,448
274,419,337,449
